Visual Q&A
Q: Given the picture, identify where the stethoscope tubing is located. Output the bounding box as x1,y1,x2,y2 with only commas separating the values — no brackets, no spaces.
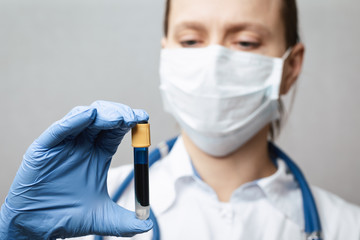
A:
268,143,322,234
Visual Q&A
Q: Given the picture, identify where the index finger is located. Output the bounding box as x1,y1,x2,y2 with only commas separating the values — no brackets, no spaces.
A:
35,106,97,148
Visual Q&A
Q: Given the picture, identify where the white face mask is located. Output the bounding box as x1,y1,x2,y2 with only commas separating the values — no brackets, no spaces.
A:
159,45,291,157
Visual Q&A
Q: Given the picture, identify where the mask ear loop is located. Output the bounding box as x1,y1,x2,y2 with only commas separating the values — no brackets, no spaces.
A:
282,47,293,61
284,45,298,126
271,48,293,140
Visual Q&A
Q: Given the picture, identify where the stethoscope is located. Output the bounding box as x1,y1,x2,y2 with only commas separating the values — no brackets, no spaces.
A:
96,137,322,240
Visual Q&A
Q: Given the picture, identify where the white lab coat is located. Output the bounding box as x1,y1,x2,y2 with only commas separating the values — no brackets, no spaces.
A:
73,137,360,240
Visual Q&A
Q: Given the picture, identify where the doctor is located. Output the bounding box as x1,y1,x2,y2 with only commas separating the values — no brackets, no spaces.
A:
1,0,360,239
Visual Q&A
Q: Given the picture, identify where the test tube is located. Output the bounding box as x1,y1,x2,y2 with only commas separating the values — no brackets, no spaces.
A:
131,122,151,220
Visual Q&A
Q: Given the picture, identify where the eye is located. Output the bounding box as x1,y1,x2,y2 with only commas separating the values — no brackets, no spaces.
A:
180,40,201,48
236,41,260,50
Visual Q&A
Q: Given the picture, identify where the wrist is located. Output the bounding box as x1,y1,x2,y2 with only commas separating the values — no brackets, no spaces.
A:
0,202,13,239
0,200,38,239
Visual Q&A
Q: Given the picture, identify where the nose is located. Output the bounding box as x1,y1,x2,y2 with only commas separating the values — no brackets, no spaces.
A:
206,26,227,48
207,35,224,47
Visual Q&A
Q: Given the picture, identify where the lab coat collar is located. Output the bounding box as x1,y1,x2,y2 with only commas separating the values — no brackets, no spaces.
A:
150,136,194,215
150,137,303,229
256,159,304,229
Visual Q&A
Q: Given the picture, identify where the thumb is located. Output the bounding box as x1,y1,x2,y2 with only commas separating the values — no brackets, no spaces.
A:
93,200,153,237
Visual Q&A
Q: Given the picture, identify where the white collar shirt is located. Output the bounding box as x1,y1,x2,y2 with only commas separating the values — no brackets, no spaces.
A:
110,136,305,240
70,136,360,240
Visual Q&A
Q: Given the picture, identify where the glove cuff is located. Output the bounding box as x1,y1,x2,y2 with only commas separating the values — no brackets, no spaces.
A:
0,201,13,239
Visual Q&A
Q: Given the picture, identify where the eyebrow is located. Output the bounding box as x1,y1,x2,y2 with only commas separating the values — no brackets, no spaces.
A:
173,21,271,37
173,21,206,33
224,22,271,37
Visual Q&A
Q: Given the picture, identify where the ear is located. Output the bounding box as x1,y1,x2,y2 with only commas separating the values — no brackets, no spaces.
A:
161,37,168,49
280,43,305,95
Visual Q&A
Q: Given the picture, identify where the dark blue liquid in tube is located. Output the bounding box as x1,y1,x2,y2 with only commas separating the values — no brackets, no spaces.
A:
134,147,150,219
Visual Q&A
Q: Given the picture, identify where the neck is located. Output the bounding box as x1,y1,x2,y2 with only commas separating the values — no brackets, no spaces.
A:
182,125,276,202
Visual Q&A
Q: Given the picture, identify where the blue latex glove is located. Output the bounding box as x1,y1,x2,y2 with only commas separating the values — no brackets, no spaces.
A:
0,101,153,239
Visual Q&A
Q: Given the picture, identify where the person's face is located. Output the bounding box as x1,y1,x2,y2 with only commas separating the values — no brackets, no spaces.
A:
163,0,287,57
162,0,305,94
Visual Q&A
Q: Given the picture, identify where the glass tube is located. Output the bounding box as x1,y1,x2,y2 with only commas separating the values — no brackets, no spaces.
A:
133,147,150,220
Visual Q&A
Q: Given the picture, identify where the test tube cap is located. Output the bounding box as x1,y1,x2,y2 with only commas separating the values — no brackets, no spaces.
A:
132,123,151,148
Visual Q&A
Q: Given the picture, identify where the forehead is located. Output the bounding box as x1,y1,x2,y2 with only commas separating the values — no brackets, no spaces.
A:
169,0,283,31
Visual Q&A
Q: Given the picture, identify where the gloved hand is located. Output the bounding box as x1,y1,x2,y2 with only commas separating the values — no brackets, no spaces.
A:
0,100,153,239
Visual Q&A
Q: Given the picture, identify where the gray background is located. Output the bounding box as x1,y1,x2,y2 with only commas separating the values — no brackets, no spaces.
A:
0,0,359,206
